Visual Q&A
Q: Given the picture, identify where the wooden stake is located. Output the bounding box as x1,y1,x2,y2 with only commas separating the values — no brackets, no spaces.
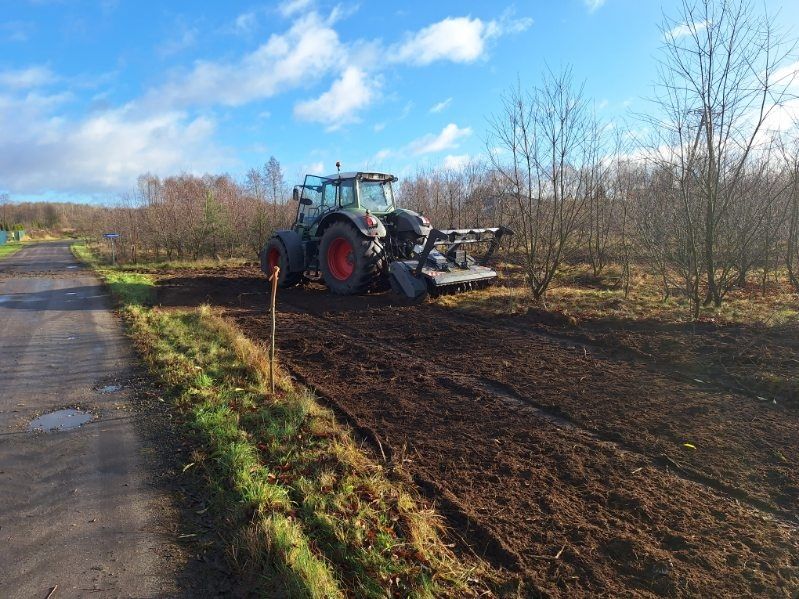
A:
268,265,280,395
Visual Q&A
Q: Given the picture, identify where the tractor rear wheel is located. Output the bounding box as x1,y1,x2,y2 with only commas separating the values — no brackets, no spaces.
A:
320,221,384,294
261,237,302,288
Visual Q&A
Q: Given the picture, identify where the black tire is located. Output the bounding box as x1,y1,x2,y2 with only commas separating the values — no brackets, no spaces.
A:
319,221,385,294
261,237,302,288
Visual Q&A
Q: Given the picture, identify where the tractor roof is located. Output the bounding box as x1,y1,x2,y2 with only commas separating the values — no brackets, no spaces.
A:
322,171,395,182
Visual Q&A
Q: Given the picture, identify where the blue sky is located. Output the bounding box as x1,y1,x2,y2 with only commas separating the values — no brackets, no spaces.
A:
1,0,798,203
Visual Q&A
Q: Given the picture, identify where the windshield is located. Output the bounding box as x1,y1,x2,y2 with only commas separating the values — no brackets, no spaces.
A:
358,180,394,212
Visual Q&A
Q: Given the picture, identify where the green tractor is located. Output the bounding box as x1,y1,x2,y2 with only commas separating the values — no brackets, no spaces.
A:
260,165,511,300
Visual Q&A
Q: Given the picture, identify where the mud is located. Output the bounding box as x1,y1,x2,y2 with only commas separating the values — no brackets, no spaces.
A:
157,267,799,597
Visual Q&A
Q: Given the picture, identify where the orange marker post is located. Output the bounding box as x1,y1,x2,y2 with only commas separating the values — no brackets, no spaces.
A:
268,265,280,395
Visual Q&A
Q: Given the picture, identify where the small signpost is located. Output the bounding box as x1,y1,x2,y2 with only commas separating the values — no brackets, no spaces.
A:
103,233,120,265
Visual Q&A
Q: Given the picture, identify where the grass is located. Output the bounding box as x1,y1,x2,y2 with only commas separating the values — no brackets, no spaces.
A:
438,260,799,327
74,242,484,597
73,241,155,305
0,241,23,259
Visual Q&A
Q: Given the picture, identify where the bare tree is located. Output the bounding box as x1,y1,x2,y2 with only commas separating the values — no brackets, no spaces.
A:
488,67,599,303
780,132,799,290
648,0,797,315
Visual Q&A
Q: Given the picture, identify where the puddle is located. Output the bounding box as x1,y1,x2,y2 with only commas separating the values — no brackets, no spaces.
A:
66,265,79,269
98,384,123,393
29,409,93,432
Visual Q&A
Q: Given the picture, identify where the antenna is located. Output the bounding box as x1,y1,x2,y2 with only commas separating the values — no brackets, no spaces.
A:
335,161,341,206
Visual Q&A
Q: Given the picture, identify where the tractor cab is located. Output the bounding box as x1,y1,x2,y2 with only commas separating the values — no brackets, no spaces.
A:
292,172,397,238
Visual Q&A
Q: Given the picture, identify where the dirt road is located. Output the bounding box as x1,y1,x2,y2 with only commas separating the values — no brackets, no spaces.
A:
0,243,185,598
158,267,799,597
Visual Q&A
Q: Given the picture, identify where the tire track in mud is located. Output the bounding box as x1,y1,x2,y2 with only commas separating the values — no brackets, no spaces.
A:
434,306,790,411
272,305,796,524
232,303,799,597
266,301,795,524
322,302,799,518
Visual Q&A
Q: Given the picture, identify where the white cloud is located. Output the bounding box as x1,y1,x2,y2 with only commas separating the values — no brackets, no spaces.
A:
391,13,532,66
762,98,799,133
408,123,472,155
0,66,55,89
148,12,342,109
430,97,452,113
443,154,471,170
294,67,377,129
233,11,258,34
772,60,799,91
302,161,325,174
158,27,198,57
0,93,226,194
1,20,34,42
666,20,710,40
585,0,606,13
373,148,392,162
279,0,313,17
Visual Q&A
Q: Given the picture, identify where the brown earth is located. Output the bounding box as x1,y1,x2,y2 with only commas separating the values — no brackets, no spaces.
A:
156,266,799,598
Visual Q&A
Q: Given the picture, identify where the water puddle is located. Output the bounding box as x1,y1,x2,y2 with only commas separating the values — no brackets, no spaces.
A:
98,384,123,393
29,409,93,432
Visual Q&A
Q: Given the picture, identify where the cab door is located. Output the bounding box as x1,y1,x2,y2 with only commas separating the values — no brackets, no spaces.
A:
295,175,327,239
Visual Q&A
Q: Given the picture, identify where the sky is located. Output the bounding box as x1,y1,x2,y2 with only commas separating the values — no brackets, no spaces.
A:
1,0,798,203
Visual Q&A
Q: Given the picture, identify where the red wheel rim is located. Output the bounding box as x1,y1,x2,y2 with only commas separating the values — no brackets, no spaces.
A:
267,247,280,271
327,237,354,281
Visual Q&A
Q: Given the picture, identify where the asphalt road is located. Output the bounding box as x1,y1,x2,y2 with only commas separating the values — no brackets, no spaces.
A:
0,242,183,598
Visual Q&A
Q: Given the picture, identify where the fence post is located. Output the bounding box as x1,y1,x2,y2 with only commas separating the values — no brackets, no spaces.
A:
268,265,280,395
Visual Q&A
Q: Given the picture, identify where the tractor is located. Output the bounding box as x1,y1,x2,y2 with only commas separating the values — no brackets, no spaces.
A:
260,165,512,300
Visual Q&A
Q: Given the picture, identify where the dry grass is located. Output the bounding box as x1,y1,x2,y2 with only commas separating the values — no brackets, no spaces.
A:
79,239,250,272
438,260,799,327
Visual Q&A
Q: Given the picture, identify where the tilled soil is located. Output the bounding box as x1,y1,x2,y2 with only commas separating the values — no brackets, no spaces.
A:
157,268,799,597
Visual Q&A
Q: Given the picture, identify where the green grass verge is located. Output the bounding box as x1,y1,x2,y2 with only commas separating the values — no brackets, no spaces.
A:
72,241,155,305
0,242,23,259
75,242,483,597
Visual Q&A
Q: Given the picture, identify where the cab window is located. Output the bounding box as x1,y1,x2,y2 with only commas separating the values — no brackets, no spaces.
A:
338,180,355,206
321,179,355,207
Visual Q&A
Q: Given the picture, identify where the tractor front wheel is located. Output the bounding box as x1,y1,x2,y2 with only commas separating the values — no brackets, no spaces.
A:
261,237,302,288
320,221,384,294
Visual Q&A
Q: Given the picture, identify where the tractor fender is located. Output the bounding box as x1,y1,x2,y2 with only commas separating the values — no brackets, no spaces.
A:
317,211,386,239
267,230,305,273
392,208,432,237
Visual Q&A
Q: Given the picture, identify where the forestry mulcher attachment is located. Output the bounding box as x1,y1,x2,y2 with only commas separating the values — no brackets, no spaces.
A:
261,167,512,300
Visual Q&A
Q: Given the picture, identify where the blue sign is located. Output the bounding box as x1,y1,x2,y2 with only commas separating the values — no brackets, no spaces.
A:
103,233,120,239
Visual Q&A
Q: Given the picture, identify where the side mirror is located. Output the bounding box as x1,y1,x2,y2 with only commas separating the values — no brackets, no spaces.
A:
300,197,314,206
292,187,300,202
